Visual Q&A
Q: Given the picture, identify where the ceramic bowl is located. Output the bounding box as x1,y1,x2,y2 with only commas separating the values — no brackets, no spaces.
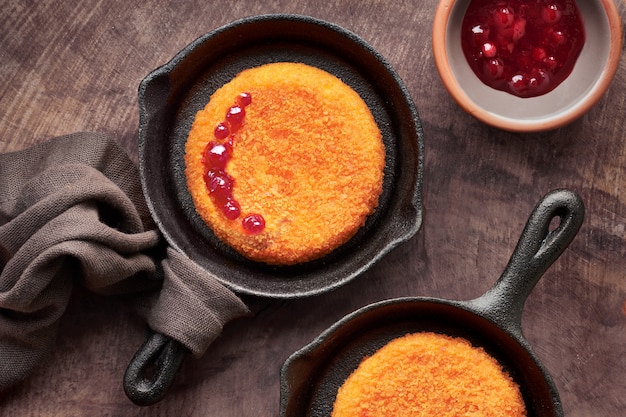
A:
432,0,622,132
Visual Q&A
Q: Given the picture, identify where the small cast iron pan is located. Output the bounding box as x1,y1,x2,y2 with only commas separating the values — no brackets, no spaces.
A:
280,189,585,417
136,14,423,298
127,14,424,406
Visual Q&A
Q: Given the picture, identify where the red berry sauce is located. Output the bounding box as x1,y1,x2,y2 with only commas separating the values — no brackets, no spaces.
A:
242,214,266,235
461,0,585,98
202,92,265,234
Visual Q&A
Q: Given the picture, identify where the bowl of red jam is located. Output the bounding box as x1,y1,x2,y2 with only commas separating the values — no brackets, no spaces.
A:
433,0,622,132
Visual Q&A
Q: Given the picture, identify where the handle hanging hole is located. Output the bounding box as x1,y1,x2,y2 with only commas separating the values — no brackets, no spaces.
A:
548,216,561,233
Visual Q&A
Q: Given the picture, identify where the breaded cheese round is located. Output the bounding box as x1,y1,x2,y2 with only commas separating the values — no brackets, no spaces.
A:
332,332,527,417
184,62,385,265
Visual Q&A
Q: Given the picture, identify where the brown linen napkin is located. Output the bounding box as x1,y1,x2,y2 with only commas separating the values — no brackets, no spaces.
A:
0,132,249,391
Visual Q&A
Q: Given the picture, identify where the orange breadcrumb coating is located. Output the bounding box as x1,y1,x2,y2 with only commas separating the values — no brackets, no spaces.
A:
332,332,527,417
185,62,385,265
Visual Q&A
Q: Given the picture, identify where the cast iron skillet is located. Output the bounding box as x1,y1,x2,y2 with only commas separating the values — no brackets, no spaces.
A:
280,189,585,417
136,14,423,299
126,14,424,406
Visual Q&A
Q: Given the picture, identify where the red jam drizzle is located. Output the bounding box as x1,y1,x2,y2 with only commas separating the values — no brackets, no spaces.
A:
202,92,265,234
242,213,266,234
461,0,585,98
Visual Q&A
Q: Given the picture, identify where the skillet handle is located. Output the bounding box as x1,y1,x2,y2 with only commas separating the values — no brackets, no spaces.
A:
123,329,188,406
473,189,584,328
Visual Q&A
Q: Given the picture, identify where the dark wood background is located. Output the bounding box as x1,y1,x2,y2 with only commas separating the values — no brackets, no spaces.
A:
1,1,625,416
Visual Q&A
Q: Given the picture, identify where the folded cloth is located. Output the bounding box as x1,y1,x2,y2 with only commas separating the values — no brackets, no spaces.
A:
0,132,249,391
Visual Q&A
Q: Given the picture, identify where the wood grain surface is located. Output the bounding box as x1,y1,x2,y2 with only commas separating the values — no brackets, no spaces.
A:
1,0,625,416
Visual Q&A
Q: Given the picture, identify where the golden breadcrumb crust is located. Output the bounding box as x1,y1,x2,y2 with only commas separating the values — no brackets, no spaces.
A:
332,332,527,417
184,62,385,265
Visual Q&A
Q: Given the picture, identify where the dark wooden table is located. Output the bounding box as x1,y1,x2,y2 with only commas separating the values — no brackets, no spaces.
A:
1,1,625,416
